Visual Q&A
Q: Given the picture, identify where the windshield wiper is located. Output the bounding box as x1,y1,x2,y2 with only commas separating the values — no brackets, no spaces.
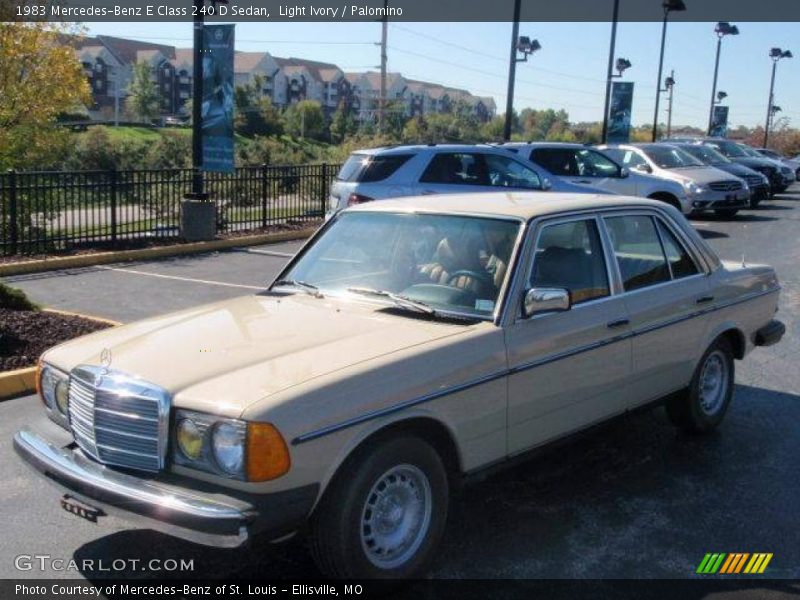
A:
347,287,437,316
272,279,324,298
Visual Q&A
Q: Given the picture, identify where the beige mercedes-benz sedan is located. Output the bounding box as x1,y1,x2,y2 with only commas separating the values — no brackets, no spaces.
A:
15,193,784,578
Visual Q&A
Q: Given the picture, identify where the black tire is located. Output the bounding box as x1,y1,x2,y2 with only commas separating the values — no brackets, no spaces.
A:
666,337,735,433
714,209,739,219
648,194,682,212
308,435,449,579
749,195,762,209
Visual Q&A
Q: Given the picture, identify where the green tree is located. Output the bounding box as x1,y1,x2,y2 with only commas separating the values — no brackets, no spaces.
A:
284,100,326,140
127,61,161,122
330,102,358,143
234,75,284,137
0,23,91,169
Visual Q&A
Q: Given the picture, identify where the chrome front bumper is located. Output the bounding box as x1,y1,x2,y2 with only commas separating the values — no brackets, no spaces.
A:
691,189,749,210
14,427,317,548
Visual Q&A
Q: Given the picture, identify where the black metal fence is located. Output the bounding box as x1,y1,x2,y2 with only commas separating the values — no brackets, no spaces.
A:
0,163,341,256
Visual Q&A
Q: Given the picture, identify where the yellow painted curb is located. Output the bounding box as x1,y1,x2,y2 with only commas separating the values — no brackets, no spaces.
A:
0,227,317,277
0,367,37,401
0,311,122,401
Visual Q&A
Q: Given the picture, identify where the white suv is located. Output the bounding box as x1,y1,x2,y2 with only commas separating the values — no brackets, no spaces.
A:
328,144,607,217
504,142,692,214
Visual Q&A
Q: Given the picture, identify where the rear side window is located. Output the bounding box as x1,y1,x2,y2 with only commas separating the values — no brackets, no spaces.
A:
337,154,413,183
420,153,488,185
604,216,671,291
530,148,579,176
657,220,699,279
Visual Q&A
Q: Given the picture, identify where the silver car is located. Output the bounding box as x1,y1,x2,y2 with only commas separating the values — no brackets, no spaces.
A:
600,143,750,218
327,144,606,217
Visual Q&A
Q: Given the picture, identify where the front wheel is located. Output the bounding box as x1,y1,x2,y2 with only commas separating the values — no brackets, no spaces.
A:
714,209,739,219
308,436,449,578
666,337,735,433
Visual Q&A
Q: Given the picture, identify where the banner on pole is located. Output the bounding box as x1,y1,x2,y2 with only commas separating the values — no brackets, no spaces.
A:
201,24,235,173
608,81,634,144
710,105,729,138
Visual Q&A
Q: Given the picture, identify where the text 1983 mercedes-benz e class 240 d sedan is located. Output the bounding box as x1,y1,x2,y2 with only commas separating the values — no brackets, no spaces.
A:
15,193,784,578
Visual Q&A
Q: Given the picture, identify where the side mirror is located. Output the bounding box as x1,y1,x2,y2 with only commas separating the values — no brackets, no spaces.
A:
522,287,571,318
541,177,553,190
633,163,653,174
620,167,630,179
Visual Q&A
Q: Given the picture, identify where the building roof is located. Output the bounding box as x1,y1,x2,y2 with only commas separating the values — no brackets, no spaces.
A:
275,57,341,82
349,192,664,221
94,35,176,64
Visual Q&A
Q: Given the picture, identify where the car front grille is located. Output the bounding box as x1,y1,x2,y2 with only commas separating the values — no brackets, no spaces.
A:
708,180,744,192
745,175,766,187
68,365,169,472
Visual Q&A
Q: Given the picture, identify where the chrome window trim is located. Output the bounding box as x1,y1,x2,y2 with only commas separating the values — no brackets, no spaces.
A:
654,216,703,280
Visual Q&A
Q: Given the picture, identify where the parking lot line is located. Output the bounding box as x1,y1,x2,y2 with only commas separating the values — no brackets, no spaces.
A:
239,248,295,258
97,266,264,290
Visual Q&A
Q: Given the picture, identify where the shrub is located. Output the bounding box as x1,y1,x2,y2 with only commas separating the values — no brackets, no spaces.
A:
0,283,38,311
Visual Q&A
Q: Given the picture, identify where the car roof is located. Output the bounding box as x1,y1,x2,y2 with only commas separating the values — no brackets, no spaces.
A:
349,144,506,156
346,191,667,221
502,142,589,149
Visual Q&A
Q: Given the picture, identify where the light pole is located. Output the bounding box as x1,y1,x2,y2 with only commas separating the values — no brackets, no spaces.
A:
665,72,675,137
601,0,621,144
707,21,739,135
763,47,792,148
652,0,685,142
503,0,541,141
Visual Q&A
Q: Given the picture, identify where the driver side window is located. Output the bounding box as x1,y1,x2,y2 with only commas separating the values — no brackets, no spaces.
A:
529,219,610,306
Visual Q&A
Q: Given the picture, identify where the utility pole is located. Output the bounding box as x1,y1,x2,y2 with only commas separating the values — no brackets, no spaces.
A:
503,0,522,141
665,70,675,138
379,0,388,133
601,0,621,144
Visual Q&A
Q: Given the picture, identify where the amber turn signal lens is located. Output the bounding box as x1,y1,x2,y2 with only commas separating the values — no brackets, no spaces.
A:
35,360,43,400
246,423,290,482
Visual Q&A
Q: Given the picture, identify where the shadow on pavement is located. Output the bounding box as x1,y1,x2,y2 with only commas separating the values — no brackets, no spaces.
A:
74,385,800,583
697,229,729,240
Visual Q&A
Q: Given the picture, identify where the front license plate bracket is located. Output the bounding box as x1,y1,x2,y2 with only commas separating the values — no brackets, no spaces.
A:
60,494,105,523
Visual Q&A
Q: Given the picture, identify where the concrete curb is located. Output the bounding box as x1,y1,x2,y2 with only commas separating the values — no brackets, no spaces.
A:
0,227,316,277
0,312,123,401
0,367,38,401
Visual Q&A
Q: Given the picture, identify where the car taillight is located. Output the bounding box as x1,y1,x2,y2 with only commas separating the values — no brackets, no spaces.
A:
347,193,373,206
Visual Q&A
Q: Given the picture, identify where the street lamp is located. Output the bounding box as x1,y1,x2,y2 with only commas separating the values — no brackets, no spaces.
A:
715,90,728,103
503,0,541,141
665,72,676,137
601,0,621,144
614,58,632,78
652,0,686,141
707,21,739,135
763,47,792,147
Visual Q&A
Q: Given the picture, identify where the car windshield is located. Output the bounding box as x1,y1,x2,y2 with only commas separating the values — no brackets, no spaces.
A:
708,140,747,158
642,146,705,169
680,144,731,165
738,145,763,158
277,212,521,319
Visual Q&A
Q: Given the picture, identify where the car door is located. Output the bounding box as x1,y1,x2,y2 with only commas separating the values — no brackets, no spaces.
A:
504,215,633,455
529,147,634,195
602,212,713,407
416,152,495,195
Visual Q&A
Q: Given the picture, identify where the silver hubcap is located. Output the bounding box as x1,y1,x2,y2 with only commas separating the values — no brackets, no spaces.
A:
699,350,729,415
360,464,432,569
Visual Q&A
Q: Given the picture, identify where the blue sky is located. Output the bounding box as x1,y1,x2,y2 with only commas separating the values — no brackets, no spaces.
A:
86,21,799,129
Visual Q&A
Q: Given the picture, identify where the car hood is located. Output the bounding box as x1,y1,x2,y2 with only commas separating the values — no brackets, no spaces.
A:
711,162,762,179
43,294,471,417
731,157,777,171
666,166,741,185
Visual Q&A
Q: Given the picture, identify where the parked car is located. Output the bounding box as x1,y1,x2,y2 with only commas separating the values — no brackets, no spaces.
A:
503,142,692,214
738,144,796,188
663,137,784,196
327,144,605,217
599,143,749,218
16,192,784,579
665,142,770,208
755,148,800,179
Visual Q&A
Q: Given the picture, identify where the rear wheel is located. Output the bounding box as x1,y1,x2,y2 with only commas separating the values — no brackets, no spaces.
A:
308,435,449,579
666,337,735,433
714,209,739,219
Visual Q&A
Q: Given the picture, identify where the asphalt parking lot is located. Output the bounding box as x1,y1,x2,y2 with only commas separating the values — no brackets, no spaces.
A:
1,188,799,584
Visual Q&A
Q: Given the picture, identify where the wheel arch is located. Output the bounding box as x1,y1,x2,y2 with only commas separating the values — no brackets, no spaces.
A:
706,322,747,360
647,191,682,211
312,412,463,509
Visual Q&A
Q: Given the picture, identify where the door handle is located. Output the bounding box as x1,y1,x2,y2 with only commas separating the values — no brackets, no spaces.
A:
696,295,715,305
421,190,437,195
607,317,630,329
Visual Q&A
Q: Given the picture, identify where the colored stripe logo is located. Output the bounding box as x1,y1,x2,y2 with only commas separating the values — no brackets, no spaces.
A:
697,553,773,574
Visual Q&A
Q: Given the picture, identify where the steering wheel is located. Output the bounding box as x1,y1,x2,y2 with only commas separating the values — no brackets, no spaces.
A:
447,269,494,292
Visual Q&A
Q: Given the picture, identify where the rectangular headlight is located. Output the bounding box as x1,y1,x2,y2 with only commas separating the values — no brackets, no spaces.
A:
39,363,70,429
172,409,289,482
